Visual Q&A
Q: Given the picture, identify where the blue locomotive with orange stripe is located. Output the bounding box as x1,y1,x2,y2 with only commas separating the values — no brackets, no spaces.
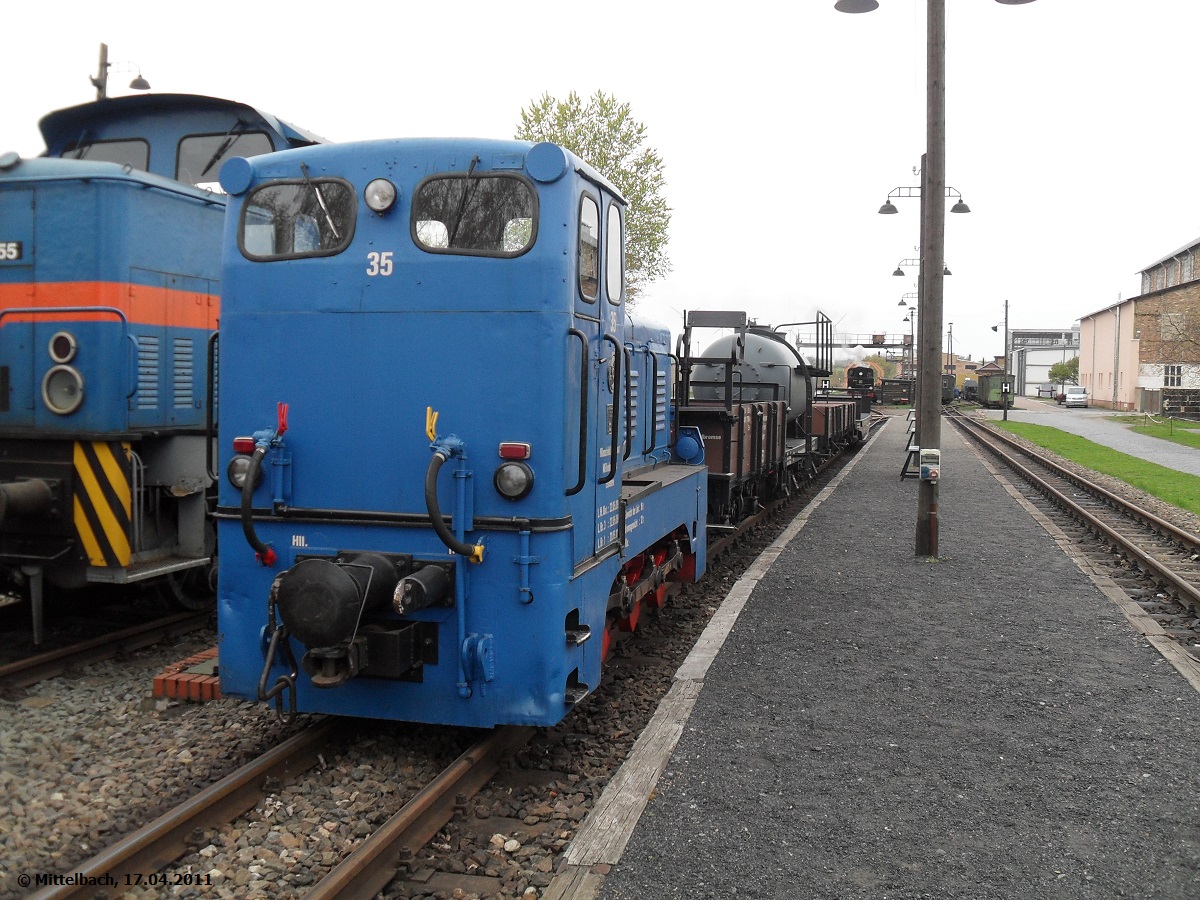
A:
0,92,323,641
214,138,708,727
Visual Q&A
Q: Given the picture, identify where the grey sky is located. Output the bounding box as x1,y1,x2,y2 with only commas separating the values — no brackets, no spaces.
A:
3,1,1194,362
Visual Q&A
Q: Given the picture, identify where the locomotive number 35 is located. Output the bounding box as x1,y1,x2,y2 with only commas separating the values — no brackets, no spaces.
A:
366,251,393,276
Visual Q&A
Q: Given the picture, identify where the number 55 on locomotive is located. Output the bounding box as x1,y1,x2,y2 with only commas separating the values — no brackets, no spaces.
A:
215,138,708,727
0,92,324,641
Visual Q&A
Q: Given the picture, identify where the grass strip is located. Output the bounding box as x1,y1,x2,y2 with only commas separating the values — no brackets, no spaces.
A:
1104,415,1200,450
992,420,1200,515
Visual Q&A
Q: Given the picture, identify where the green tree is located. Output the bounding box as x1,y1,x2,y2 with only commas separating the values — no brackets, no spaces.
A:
516,91,671,300
1048,356,1079,385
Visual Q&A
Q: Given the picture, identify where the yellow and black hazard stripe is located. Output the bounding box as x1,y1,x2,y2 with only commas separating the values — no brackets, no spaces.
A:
72,441,132,567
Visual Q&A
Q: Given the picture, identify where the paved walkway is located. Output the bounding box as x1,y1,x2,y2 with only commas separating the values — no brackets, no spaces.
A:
550,412,1200,900
979,396,1200,477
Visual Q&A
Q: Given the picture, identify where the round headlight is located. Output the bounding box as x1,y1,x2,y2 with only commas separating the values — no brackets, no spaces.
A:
49,331,78,363
494,461,534,500
364,178,398,214
42,366,84,415
227,455,261,491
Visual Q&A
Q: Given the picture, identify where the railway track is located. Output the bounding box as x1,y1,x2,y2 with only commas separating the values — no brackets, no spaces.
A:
949,410,1200,621
28,719,339,900
28,720,532,900
303,726,534,900
0,610,210,691
21,426,880,898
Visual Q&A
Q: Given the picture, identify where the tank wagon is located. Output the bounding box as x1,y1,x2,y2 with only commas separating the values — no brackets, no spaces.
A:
0,92,322,641
214,138,708,727
675,312,863,525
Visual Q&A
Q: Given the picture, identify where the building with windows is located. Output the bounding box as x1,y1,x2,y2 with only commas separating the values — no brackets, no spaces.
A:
1079,236,1200,413
1010,328,1079,397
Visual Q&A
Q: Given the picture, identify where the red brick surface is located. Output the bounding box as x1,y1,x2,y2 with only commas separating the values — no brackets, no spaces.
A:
152,647,220,702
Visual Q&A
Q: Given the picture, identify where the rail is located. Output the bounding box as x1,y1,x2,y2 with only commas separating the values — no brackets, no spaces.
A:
0,611,210,690
28,720,340,900
948,411,1200,614
306,726,535,900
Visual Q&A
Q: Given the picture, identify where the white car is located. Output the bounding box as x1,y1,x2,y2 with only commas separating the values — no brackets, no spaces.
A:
1063,386,1089,408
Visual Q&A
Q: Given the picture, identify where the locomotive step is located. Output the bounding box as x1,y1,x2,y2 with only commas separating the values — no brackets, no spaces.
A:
87,554,212,584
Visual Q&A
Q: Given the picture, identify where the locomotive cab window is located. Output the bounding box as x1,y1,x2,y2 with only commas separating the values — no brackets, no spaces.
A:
60,138,149,171
579,195,599,302
239,178,356,260
412,173,536,257
605,203,623,305
177,130,274,187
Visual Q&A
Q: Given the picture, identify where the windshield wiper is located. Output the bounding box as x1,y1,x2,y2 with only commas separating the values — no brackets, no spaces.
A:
447,155,481,247
299,162,340,242
199,119,247,178
67,129,91,160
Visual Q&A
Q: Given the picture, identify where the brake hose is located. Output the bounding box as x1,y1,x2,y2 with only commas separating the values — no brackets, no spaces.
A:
240,445,275,565
425,452,483,562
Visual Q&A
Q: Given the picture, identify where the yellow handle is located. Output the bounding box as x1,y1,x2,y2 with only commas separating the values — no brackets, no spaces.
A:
426,406,438,442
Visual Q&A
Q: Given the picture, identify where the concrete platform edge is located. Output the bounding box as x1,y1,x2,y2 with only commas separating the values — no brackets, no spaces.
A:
546,421,891,900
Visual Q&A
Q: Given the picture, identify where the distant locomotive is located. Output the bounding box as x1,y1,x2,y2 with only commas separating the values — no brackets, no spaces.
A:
0,92,322,641
214,138,709,728
846,365,876,391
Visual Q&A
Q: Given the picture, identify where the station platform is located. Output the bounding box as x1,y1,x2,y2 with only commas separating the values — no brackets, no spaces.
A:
547,411,1200,899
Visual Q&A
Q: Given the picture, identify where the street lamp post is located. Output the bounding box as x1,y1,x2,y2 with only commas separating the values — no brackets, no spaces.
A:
916,1,947,557
898,292,919,386
838,0,1036,557
895,258,952,277
946,322,954,388
90,43,151,100
991,300,1010,420
903,306,916,379
879,185,970,216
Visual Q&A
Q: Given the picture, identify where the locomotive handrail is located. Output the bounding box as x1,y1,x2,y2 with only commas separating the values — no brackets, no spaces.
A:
622,345,633,461
0,306,136,405
667,352,681,451
723,354,736,413
206,332,219,481
126,333,140,399
566,329,588,497
0,305,128,325
645,348,658,456
599,334,621,486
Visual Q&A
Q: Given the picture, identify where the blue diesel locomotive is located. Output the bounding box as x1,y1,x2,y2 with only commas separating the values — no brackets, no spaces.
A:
215,138,708,728
0,92,323,641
